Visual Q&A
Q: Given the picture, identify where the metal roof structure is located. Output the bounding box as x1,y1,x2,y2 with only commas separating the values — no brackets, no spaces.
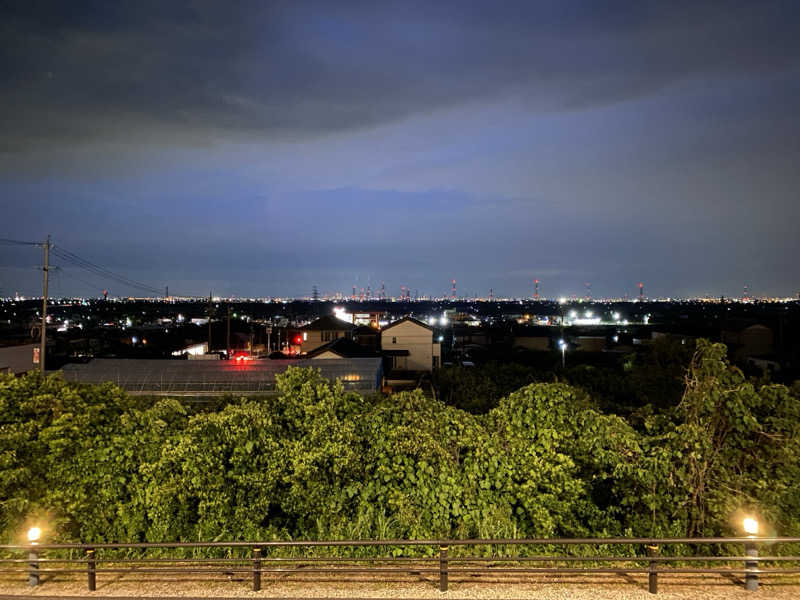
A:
61,357,382,396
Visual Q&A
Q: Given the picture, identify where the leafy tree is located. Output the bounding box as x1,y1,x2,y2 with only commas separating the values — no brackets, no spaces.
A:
1,349,799,552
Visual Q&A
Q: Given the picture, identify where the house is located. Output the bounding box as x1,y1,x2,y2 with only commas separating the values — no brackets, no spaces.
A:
575,336,606,352
299,315,356,354
352,325,381,351
0,343,39,375
381,317,441,372
306,337,381,360
512,325,551,351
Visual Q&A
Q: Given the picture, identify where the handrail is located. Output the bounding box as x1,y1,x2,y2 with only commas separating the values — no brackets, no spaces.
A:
3,537,799,595
4,536,800,550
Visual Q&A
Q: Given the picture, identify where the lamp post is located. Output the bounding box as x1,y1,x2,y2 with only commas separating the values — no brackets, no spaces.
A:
559,339,566,368
743,517,759,591
27,527,41,587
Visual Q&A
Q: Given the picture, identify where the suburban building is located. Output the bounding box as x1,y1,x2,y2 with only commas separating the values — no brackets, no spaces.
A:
306,337,380,360
61,356,383,394
380,317,441,372
575,336,606,352
0,343,39,375
352,325,381,351
299,315,356,354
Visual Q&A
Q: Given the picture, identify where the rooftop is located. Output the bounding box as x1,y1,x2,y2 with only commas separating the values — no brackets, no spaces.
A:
61,357,382,395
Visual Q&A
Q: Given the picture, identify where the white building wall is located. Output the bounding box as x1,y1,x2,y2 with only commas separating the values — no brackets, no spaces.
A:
382,320,436,371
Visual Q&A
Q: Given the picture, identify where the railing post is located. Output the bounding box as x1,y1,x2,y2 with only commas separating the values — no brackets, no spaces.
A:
646,544,659,594
745,540,758,592
253,547,262,592
439,544,448,592
87,548,96,591
28,548,39,587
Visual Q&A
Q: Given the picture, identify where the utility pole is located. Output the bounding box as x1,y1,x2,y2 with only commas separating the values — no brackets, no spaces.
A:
40,235,50,374
226,304,232,358
207,292,213,353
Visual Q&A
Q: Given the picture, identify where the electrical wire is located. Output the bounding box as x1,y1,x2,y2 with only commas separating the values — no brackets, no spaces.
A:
52,245,162,295
0,238,41,246
51,262,108,296
3,237,200,298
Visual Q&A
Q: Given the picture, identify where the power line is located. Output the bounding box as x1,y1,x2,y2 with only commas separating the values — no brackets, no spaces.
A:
51,245,162,295
51,262,109,295
0,238,41,246
53,246,159,292
4,236,201,298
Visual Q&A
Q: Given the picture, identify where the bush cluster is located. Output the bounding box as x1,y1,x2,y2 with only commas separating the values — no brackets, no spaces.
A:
1,341,798,550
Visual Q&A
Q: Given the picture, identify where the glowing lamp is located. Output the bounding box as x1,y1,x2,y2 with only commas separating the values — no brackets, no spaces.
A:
27,527,41,543
743,517,759,535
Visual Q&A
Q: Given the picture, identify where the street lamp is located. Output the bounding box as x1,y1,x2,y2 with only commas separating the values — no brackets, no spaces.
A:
743,517,759,591
559,339,567,368
743,518,758,535
27,527,41,587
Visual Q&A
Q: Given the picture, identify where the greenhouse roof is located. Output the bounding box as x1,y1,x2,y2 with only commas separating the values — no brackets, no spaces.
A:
61,357,382,395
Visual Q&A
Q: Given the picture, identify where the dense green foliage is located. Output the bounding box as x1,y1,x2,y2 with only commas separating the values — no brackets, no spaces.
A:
1,340,799,550
434,337,693,415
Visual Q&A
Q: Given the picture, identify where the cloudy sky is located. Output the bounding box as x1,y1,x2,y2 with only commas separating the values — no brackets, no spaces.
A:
1,0,798,298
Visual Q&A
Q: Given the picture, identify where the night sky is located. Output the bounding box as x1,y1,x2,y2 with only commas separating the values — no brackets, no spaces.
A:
1,1,799,299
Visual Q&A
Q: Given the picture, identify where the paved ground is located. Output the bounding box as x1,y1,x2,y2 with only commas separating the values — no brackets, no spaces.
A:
1,570,800,599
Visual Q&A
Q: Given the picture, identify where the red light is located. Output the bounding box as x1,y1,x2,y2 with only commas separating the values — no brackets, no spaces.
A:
293,335,303,345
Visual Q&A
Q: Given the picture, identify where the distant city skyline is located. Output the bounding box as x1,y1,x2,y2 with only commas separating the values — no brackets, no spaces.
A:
2,2,799,299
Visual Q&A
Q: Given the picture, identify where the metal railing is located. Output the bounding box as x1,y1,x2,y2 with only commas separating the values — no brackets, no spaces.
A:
2,537,800,594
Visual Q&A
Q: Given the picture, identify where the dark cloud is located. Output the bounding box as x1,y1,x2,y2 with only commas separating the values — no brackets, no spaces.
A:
2,0,798,154
1,1,799,297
